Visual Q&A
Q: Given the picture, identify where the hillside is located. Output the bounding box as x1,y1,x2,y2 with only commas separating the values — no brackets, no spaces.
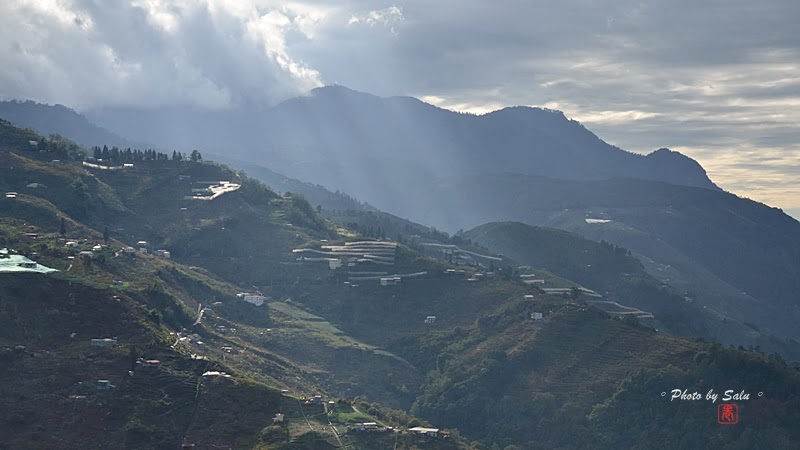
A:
208,154,376,213
462,221,800,360
0,100,135,149
412,297,800,448
395,174,800,347
0,123,477,449
12,93,800,351
2,121,800,448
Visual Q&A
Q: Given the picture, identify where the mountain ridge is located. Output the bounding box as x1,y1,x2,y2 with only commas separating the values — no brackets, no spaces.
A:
2,120,800,449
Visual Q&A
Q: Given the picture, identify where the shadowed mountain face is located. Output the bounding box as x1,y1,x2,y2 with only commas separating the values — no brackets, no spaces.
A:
0,100,135,149
80,86,718,194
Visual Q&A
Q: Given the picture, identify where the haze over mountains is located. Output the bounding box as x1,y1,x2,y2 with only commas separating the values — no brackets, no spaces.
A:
2,85,799,352
3,89,800,448
83,86,719,193
3,120,800,449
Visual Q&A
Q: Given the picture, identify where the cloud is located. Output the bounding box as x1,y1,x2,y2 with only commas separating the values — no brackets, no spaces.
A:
0,0,326,109
0,0,797,212
347,5,404,35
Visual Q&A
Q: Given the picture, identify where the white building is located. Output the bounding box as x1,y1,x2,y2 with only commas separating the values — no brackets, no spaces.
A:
380,276,401,286
243,295,266,306
328,259,342,270
409,427,440,436
425,315,437,324
155,249,171,259
531,312,543,321
91,338,118,347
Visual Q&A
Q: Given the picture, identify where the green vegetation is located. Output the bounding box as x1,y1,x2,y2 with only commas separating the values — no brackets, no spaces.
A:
1,122,799,449
463,221,800,360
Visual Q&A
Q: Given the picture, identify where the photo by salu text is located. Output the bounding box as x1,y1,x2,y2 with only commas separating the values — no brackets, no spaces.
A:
669,389,753,403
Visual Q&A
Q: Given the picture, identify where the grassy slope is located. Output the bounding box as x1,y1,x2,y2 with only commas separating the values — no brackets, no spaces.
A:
2,123,800,449
463,221,800,360
0,129,474,449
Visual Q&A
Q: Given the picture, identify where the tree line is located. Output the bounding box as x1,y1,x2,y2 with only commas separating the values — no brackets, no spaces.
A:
90,145,202,164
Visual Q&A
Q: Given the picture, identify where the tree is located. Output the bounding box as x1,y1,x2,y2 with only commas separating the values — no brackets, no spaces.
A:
190,149,202,162
59,218,66,237
103,225,109,243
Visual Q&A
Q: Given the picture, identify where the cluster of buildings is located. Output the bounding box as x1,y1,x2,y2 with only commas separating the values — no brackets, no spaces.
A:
293,240,435,287
293,240,398,269
520,273,546,285
408,427,451,438
419,242,502,267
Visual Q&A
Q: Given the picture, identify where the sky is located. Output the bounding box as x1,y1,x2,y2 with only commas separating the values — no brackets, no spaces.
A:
0,0,798,218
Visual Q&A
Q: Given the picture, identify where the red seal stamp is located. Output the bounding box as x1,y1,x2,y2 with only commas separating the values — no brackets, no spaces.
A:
717,403,738,424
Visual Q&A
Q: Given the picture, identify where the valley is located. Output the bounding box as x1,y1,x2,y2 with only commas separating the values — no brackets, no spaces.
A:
2,100,800,449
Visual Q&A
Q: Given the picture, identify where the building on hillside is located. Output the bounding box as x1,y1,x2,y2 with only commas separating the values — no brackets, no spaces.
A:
65,241,79,248
17,261,37,268
92,245,103,252
305,395,323,405
5,192,17,199
328,259,342,270
155,249,171,258
243,295,266,306
272,413,284,423
425,315,437,324
91,338,118,347
123,163,134,168
409,427,440,436
524,295,535,300
531,312,543,321
380,276,401,286
96,380,115,390
79,251,94,259
123,246,136,253
26,183,46,188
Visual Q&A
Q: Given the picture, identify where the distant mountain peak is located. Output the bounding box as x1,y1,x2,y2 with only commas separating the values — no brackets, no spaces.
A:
309,84,374,98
